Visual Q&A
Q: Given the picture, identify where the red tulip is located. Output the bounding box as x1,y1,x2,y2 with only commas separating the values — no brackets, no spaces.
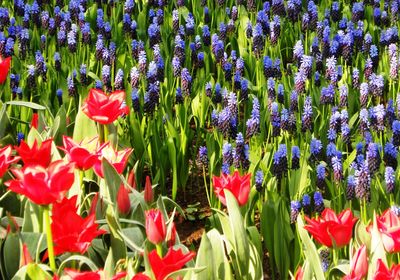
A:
0,145,19,178
373,259,400,280
343,245,368,280
144,176,153,203
166,223,177,247
145,209,166,245
82,88,126,124
304,208,357,248
212,170,251,206
148,247,196,280
49,196,106,257
93,143,132,178
30,113,39,129
372,209,400,253
61,136,104,171
132,273,151,280
294,265,304,280
127,169,136,189
5,160,75,205
0,56,11,85
117,184,131,215
15,138,53,167
20,244,33,267
63,268,127,280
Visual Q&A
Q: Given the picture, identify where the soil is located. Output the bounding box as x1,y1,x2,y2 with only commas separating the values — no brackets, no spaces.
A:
171,172,275,279
173,174,211,250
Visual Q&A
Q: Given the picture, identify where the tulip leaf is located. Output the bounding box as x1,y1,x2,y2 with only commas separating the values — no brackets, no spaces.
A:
193,232,214,279
0,103,14,144
22,200,41,233
225,190,250,278
12,264,52,280
102,158,123,207
5,101,46,110
297,216,325,280
104,205,127,278
167,137,178,200
57,255,99,275
1,233,20,279
72,107,98,143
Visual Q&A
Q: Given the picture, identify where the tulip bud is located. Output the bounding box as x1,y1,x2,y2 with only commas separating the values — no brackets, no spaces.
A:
166,222,177,247
127,169,136,190
30,113,39,129
144,176,153,203
145,209,166,245
20,244,33,267
351,245,368,278
117,184,131,215
89,192,99,216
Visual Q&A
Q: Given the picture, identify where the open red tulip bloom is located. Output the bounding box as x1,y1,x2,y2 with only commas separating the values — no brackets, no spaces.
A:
5,160,75,205
212,170,251,206
48,196,106,257
373,259,400,280
145,209,167,245
0,55,11,85
93,143,132,178
304,208,357,248
372,209,400,253
0,145,19,178
15,138,53,167
148,247,195,280
82,89,126,124
61,136,104,171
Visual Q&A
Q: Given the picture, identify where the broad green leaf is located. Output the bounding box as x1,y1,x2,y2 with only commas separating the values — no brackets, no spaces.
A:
297,216,325,280
225,190,249,278
193,232,214,279
5,101,46,110
102,158,123,207
12,264,52,280
2,233,20,279
72,107,97,142
104,206,127,278
57,255,99,275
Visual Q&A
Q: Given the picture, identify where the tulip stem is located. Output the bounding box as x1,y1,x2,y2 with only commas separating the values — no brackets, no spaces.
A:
103,124,109,143
332,249,338,267
202,166,211,208
98,123,105,143
156,243,163,258
43,206,56,271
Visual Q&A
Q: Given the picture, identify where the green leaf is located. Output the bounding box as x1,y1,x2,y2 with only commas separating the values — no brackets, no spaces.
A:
167,137,178,200
5,101,46,110
193,232,214,279
1,233,20,279
102,158,123,207
297,216,325,280
72,107,98,142
57,255,99,275
12,264,52,280
104,206,127,278
225,190,250,278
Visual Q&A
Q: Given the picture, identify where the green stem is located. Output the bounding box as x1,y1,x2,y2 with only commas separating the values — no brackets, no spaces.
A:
203,166,211,208
43,206,56,271
98,123,105,144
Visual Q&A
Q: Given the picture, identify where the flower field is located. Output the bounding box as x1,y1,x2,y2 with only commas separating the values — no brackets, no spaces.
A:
1,0,400,279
